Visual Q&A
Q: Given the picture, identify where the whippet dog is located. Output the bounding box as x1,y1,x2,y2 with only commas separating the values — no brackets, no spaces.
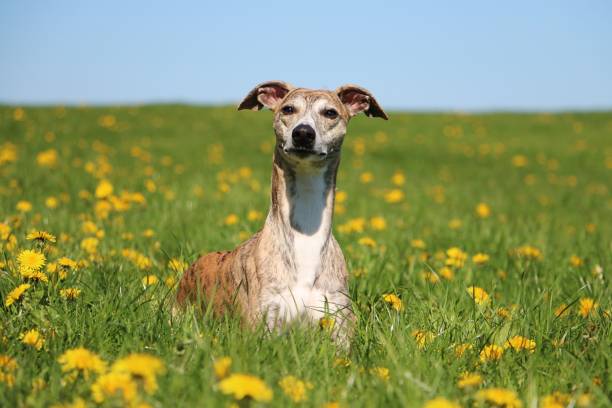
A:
177,81,387,343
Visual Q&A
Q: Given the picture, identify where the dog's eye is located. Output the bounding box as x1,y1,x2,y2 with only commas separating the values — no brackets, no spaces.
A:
323,109,338,119
281,105,295,115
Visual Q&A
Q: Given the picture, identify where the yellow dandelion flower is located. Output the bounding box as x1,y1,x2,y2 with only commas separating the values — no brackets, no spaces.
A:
578,297,598,318
423,397,461,408
472,253,490,265
45,196,59,209
81,237,99,254
142,275,159,286
319,316,335,331
475,202,491,218
370,367,390,381
448,218,463,229
360,171,374,183
247,210,263,222
91,371,137,403
540,391,570,408
16,200,33,212
95,179,114,199
58,347,107,378
391,171,406,186
467,286,490,305
513,245,543,260
26,231,57,244
369,216,387,231
439,267,454,280
111,353,165,394
168,258,188,272
18,249,46,272
384,189,404,203
411,239,426,249
504,336,536,353
21,269,49,283
457,371,483,389
213,357,232,379
5,283,31,307
382,293,403,311
58,257,78,270
479,345,504,362
20,329,45,350
446,247,467,268
164,275,176,288
358,236,377,248
569,255,583,267
60,288,82,300
224,214,239,226
454,343,473,358
412,330,435,349
142,228,155,238
554,304,570,318
335,191,347,203
475,388,522,408
36,149,58,167
278,375,313,403
218,373,273,402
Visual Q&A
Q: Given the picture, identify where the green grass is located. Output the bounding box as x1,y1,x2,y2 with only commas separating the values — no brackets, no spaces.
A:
0,105,610,407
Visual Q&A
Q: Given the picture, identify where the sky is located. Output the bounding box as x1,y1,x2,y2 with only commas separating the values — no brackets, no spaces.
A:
1,0,611,111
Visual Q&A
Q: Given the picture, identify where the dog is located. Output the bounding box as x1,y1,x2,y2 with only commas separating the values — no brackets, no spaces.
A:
176,81,387,343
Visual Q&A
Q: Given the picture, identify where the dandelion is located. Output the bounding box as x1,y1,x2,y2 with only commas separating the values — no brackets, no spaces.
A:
439,267,454,280
0,355,17,387
18,249,46,273
213,357,232,379
448,218,463,229
457,371,483,389
472,253,490,265
412,330,435,349
5,283,31,307
224,214,239,226
360,172,374,183
511,154,528,167
278,375,313,402
504,336,536,353
411,239,426,249
578,297,598,318
142,275,159,286
369,216,387,230
384,189,404,203
91,371,137,404
16,200,33,212
247,210,263,222
454,343,473,358
513,245,542,260
358,236,377,248
479,345,504,362
45,196,59,209
36,149,58,167
423,397,461,408
467,286,490,305
142,228,155,238
95,179,114,199
58,257,78,271
475,388,522,408
218,373,273,402
81,237,99,254
540,391,570,408
370,367,390,381
569,255,583,267
446,247,467,268
168,258,188,272
112,353,165,394
475,203,491,218
26,231,57,244
58,347,107,378
382,293,403,311
21,329,45,350
21,269,49,282
319,316,335,331
333,358,351,368
60,288,82,300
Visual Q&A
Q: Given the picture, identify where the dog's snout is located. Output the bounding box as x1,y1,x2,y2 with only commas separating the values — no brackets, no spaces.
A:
292,124,316,149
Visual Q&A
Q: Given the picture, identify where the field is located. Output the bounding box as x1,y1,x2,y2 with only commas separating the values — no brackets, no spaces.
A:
0,105,610,407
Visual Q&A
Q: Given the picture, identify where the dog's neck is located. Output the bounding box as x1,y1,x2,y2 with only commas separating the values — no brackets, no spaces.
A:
264,148,339,281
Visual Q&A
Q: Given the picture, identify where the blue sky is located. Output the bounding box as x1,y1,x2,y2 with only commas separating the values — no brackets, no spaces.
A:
1,1,611,110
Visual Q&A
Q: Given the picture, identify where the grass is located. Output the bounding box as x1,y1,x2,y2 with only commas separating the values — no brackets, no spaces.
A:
0,105,610,407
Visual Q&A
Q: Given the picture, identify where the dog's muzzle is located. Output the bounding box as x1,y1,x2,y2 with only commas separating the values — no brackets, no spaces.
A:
291,124,316,150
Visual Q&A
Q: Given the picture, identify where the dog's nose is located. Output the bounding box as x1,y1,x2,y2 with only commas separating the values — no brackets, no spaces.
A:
292,124,316,149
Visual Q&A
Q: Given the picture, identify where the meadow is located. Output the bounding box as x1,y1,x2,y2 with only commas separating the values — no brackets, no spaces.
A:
0,105,610,407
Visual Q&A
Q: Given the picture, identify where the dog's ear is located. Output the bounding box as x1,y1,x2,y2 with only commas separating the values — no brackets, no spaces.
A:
238,81,294,111
335,85,388,120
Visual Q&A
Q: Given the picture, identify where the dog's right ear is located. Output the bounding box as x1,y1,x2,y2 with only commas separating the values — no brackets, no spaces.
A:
238,81,294,111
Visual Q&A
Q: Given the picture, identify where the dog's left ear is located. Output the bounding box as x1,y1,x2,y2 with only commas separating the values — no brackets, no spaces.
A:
238,80,294,111
336,85,388,120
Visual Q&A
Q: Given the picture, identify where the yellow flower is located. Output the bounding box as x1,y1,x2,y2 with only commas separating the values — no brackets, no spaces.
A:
60,288,81,300
472,253,490,265
112,353,165,394
50,397,87,408
0,222,11,240
504,336,536,353
578,297,598,318
479,345,504,362
91,371,137,403
214,357,232,379
5,283,31,307
439,267,454,280
168,258,188,272
569,255,583,267
448,218,463,229
58,347,107,378
475,202,491,218
391,171,406,186
467,286,490,305
323,402,341,408
370,367,390,381
18,249,46,272
142,228,155,238
20,329,45,350
554,304,570,318
411,239,426,249
412,330,435,349
26,231,57,244
81,237,99,255
384,189,405,203
382,293,403,311
446,247,467,268
319,316,335,331
247,210,263,222
16,200,33,212
0,354,17,387
511,154,528,167
142,275,159,286
454,343,473,358
218,373,273,402
513,245,543,260
95,179,114,199
369,216,387,231
360,171,374,183
45,196,59,209
224,214,239,226
278,375,313,402
540,391,570,408
336,190,348,203
358,236,377,248
457,371,483,389
36,149,58,167
58,257,78,271
333,358,351,368
21,269,49,283
475,388,522,408
423,397,461,408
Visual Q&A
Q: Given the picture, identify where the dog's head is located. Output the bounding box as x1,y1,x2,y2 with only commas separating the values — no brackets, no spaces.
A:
238,81,387,163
